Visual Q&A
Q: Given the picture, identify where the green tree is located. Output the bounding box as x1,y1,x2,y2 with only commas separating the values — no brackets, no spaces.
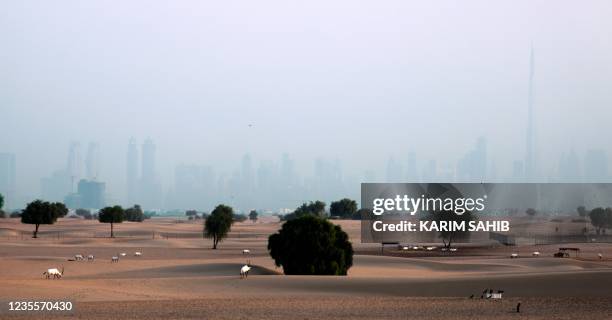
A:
282,201,326,221
589,207,612,235
526,208,537,217
268,215,353,275
0,193,4,218
21,200,68,238
423,210,476,249
330,198,357,219
98,205,125,238
204,204,234,249
249,210,258,223
124,204,144,222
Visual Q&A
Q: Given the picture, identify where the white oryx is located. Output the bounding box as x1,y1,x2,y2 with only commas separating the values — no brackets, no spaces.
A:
242,249,250,255
111,255,119,263
74,254,85,261
240,260,251,279
43,266,64,279
134,251,142,257
532,251,540,257
120,253,127,257
87,255,95,261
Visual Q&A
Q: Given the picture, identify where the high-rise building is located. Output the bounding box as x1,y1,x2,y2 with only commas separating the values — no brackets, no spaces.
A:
141,139,156,183
85,142,100,180
525,45,536,181
126,138,139,205
140,138,162,209
0,153,16,209
66,142,82,192
77,179,105,209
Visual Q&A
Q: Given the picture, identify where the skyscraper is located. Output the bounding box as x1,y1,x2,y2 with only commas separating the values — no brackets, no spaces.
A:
66,142,82,191
86,142,100,180
141,139,156,183
140,138,162,209
126,138,139,205
525,45,536,181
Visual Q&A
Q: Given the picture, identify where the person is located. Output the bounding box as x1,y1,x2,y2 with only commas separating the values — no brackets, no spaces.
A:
516,302,521,313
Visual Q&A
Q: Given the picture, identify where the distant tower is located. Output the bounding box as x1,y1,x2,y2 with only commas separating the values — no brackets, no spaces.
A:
67,142,82,192
141,139,156,183
525,45,536,181
85,142,100,180
126,138,139,205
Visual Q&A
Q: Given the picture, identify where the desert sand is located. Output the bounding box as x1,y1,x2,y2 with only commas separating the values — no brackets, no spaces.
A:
0,217,610,319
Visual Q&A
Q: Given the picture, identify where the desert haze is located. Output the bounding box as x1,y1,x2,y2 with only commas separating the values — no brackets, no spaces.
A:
0,217,610,319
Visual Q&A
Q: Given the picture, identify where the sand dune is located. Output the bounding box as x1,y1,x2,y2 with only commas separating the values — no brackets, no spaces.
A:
0,218,610,319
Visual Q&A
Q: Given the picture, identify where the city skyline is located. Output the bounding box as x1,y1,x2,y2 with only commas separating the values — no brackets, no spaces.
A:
2,1,611,211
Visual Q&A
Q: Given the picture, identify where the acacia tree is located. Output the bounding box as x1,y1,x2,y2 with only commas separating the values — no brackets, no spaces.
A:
204,204,234,249
268,215,353,275
330,198,357,219
98,205,125,238
589,207,612,235
424,210,476,249
249,210,258,223
21,200,68,238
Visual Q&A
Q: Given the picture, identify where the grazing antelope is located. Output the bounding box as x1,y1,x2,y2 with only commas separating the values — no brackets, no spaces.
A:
242,249,250,254
134,251,142,257
240,260,251,279
111,255,119,263
43,266,64,279
74,254,84,261
87,255,95,261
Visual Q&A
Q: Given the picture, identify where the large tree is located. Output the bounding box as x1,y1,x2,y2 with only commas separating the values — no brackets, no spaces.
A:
423,210,476,249
98,205,125,238
268,215,353,275
204,204,234,249
589,207,612,235
330,198,357,219
249,210,258,223
21,200,68,238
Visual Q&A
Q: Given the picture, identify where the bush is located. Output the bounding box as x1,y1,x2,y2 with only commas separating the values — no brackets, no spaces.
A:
10,210,22,218
268,215,353,275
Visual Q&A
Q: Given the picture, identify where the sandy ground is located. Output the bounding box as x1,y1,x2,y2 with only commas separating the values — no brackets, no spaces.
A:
0,218,610,319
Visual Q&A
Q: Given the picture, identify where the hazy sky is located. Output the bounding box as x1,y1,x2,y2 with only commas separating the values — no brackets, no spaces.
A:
1,1,611,202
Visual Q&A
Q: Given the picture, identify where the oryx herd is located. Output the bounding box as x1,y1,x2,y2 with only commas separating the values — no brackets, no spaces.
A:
43,251,143,279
